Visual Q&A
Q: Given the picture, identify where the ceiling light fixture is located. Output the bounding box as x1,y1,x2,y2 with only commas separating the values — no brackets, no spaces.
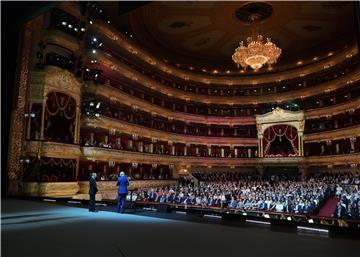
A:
232,15,281,70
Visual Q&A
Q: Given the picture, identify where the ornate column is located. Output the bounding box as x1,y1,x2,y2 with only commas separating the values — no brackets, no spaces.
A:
26,103,33,139
350,137,356,152
7,23,33,196
90,132,94,144
40,97,46,140
207,145,211,156
74,105,80,144
258,135,263,157
184,144,188,156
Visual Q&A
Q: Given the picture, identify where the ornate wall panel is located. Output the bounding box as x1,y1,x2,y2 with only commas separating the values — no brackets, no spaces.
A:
23,182,80,197
7,23,33,195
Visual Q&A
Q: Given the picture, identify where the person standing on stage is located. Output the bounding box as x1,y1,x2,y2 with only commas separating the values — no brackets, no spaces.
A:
117,171,129,213
89,172,98,212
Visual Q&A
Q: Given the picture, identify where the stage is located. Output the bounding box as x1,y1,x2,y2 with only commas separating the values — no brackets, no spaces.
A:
2,199,359,257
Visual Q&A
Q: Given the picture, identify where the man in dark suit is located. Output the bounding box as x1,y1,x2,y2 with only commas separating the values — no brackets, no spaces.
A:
89,172,98,212
117,171,129,213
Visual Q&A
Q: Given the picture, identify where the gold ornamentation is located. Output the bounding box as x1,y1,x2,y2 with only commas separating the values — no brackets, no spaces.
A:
232,35,282,70
7,23,33,195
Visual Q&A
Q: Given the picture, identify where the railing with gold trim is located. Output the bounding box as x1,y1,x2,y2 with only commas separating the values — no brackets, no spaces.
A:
82,116,257,146
92,20,359,86
94,49,360,105
304,125,360,143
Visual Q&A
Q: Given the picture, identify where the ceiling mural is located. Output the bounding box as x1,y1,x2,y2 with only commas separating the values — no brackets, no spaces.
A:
99,1,357,74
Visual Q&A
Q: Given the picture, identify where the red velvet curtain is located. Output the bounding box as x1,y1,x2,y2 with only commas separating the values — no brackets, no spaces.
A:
263,125,299,157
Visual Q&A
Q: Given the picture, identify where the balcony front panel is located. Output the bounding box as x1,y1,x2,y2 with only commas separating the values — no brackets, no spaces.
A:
88,83,256,125
95,50,360,105
304,125,360,142
82,116,258,146
93,20,358,85
24,140,82,159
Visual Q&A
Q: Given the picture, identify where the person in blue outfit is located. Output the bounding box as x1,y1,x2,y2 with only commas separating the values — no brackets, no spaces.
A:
117,171,129,213
89,172,98,212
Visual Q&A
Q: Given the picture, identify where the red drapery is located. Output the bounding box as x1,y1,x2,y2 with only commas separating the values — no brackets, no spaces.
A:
263,125,298,157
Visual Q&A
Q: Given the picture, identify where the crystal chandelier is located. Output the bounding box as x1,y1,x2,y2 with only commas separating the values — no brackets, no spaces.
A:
232,18,282,70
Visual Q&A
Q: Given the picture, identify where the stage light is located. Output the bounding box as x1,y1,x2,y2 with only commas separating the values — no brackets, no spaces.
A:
81,27,86,32
96,102,101,109
89,102,94,106
20,158,31,164
107,20,111,24
74,28,78,32
86,68,90,72
89,20,93,24
95,113,100,117
93,37,97,42
92,49,96,54
62,21,67,26
68,24,73,28
308,219,314,223
98,42,103,47
246,219,270,225
24,111,36,118
297,226,328,233
94,74,99,78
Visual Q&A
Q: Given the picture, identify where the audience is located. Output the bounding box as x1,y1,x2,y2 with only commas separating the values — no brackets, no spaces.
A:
136,171,360,218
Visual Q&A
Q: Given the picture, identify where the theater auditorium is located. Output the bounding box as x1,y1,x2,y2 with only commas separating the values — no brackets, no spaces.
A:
2,1,360,257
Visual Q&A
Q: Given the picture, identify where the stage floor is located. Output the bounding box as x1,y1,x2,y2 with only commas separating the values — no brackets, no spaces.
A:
2,199,359,257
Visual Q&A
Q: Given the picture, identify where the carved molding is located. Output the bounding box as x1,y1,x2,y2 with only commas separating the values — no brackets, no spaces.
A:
43,30,80,52
23,182,80,197
304,125,360,142
57,2,82,18
94,20,358,86
7,23,33,196
24,141,82,159
82,116,258,146
31,66,82,105
256,107,305,134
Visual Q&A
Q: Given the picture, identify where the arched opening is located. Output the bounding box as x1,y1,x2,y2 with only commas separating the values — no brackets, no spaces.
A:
44,92,76,143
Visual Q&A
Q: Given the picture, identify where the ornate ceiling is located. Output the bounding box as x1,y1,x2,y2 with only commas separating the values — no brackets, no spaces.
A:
99,1,357,75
